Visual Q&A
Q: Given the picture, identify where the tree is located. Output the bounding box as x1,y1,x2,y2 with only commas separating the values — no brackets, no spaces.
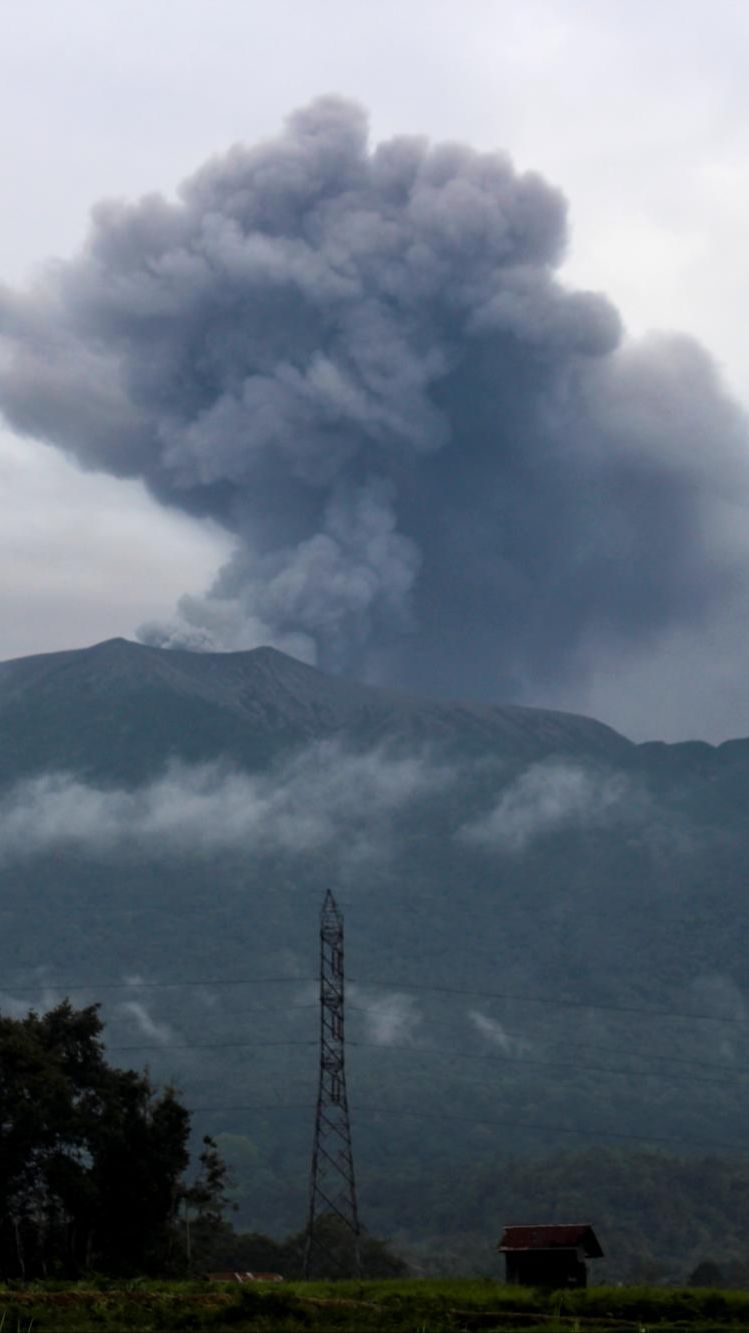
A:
182,1217,409,1279
285,1217,409,1279
688,1260,725,1288
181,1135,234,1271
0,1001,221,1277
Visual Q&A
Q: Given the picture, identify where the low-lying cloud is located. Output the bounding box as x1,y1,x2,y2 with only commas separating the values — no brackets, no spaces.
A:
351,988,422,1046
0,742,448,864
469,1009,531,1055
460,760,629,853
116,997,173,1046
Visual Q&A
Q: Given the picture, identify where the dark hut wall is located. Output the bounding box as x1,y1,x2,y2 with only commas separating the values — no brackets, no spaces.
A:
505,1248,588,1288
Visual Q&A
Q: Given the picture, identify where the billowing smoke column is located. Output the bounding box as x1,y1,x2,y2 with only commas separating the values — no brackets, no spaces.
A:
1,97,747,703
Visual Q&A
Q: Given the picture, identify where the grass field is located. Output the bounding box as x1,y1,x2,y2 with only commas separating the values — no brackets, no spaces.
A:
2,1279,749,1332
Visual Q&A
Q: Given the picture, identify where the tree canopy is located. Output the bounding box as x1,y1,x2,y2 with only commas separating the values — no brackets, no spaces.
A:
0,1000,220,1278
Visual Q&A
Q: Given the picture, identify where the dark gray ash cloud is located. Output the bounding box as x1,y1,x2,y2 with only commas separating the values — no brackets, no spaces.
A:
1,96,748,708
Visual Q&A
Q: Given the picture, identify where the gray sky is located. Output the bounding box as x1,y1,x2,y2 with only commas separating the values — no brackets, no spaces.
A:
2,0,749,742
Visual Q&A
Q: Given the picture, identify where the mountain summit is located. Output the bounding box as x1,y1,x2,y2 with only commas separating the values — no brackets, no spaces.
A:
0,637,632,784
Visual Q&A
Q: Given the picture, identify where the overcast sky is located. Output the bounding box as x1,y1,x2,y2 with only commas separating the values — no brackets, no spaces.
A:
2,0,749,742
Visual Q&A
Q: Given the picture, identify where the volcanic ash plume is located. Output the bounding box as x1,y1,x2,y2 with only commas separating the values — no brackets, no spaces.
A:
1,97,748,706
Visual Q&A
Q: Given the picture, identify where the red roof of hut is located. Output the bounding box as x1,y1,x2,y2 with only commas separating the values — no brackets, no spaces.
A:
499,1225,603,1258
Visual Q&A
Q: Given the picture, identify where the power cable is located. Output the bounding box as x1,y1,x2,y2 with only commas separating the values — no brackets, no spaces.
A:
348,1007,749,1075
348,1041,749,1091
104,1030,749,1092
183,1099,749,1157
349,1105,749,1155
1,974,314,992
350,978,749,1026
5,971,745,1028
109,1038,316,1052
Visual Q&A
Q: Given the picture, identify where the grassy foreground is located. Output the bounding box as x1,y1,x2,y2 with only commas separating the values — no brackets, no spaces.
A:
2,1279,749,1331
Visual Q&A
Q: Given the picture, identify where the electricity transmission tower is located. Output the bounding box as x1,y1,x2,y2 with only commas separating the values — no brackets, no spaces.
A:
303,890,361,1278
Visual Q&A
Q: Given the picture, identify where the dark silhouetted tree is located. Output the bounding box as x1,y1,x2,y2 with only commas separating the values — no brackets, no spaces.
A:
0,1001,222,1277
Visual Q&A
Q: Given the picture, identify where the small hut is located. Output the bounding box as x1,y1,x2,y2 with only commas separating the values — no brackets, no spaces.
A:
499,1224,603,1288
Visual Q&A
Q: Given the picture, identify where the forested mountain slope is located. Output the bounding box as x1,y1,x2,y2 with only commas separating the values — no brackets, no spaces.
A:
2,638,749,1260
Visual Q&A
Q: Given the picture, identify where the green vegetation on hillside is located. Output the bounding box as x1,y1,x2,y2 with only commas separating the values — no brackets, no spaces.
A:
386,1149,749,1284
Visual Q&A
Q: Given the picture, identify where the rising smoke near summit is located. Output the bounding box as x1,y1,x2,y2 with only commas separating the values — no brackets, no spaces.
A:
1,97,748,714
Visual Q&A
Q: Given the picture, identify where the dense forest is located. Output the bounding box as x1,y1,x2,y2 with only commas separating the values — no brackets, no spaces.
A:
386,1148,749,1284
212,1133,749,1285
4,999,749,1285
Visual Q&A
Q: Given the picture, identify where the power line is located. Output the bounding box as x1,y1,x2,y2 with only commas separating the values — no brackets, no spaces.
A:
104,1030,749,1092
191,1102,314,1114
352,1007,749,1076
526,1033,749,1073
4,969,747,1029
350,978,749,1026
109,1038,316,1052
350,1105,749,1155
5,970,746,1061
99,1014,749,1087
6,971,747,1029
102,1012,749,1079
184,1098,749,1158
1,975,314,992
191,1002,317,1017
102,1024,749,1094
348,1041,749,1091
9,974,749,1085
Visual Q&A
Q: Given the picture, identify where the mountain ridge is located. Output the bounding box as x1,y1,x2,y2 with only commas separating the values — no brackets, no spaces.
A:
0,637,634,781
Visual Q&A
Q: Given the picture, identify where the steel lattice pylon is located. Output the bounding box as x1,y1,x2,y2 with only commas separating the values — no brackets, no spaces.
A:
303,890,361,1279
